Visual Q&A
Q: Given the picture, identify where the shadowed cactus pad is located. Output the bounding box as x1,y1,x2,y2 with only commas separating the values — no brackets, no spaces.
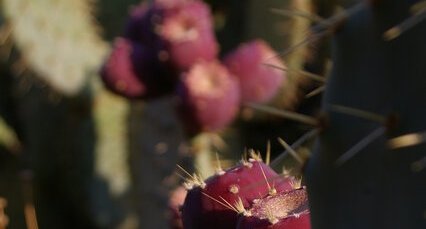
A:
305,1,426,228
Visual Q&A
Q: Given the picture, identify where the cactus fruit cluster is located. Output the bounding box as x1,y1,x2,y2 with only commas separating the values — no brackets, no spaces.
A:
1,0,107,95
171,0,426,228
100,0,287,134
180,152,310,229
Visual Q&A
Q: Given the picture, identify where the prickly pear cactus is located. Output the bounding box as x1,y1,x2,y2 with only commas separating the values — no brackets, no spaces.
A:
181,153,302,229
237,187,311,229
305,1,426,228
1,0,108,95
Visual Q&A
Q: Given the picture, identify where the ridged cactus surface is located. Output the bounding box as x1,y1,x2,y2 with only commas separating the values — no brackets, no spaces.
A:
306,1,426,228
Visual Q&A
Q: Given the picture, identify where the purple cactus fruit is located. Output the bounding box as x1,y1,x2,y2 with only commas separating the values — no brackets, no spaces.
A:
123,3,149,42
124,2,167,46
224,40,286,103
100,38,179,99
131,41,179,99
237,188,311,229
160,1,218,70
100,38,147,98
177,61,240,134
181,157,295,229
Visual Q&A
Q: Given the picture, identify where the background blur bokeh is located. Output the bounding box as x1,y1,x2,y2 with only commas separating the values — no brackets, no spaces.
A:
0,0,323,228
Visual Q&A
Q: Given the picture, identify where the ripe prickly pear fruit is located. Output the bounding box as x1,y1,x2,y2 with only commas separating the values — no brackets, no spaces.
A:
237,188,310,229
124,1,218,71
177,61,240,134
100,38,147,98
181,156,294,229
224,40,286,103
131,41,179,98
169,186,187,229
123,3,149,42
155,0,193,9
124,3,164,46
100,38,178,99
160,1,218,70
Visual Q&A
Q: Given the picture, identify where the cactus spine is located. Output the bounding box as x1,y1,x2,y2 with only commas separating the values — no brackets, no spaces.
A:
305,1,426,228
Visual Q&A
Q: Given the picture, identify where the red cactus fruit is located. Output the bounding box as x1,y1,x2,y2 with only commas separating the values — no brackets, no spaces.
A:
100,38,147,98
160,1,218,70
169,186,187,229
237,188,311,229
181,156,295,229
100,38,178,99
177,61,240,134
224,40,286,103
155,0,194,9
124,1,217,70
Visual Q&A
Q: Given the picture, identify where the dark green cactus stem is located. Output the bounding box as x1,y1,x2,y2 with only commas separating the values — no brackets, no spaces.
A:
305,1,426,228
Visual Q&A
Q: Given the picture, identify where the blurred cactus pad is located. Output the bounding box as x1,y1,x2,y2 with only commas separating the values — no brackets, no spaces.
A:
1,0,108,95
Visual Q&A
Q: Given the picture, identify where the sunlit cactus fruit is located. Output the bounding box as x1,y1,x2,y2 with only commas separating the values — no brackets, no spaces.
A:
177,60,240,134
224,40,286,104
237,188,311,229
2,0,107,95
159,0,218,70
181,153,295,229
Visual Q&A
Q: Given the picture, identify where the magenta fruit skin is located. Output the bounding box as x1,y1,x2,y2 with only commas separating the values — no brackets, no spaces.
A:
176,61,240,134
125,1,218,70
224,40,286,103
181,161,294,229
223,39,285,103
100,38,147,98
168,186,187,229
160,1,218,70
100,38,179,99
237,212,311,229
237,188,311,229
155,0,195,9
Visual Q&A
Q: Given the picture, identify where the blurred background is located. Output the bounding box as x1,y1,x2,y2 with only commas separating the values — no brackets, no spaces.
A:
0,0,327,228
